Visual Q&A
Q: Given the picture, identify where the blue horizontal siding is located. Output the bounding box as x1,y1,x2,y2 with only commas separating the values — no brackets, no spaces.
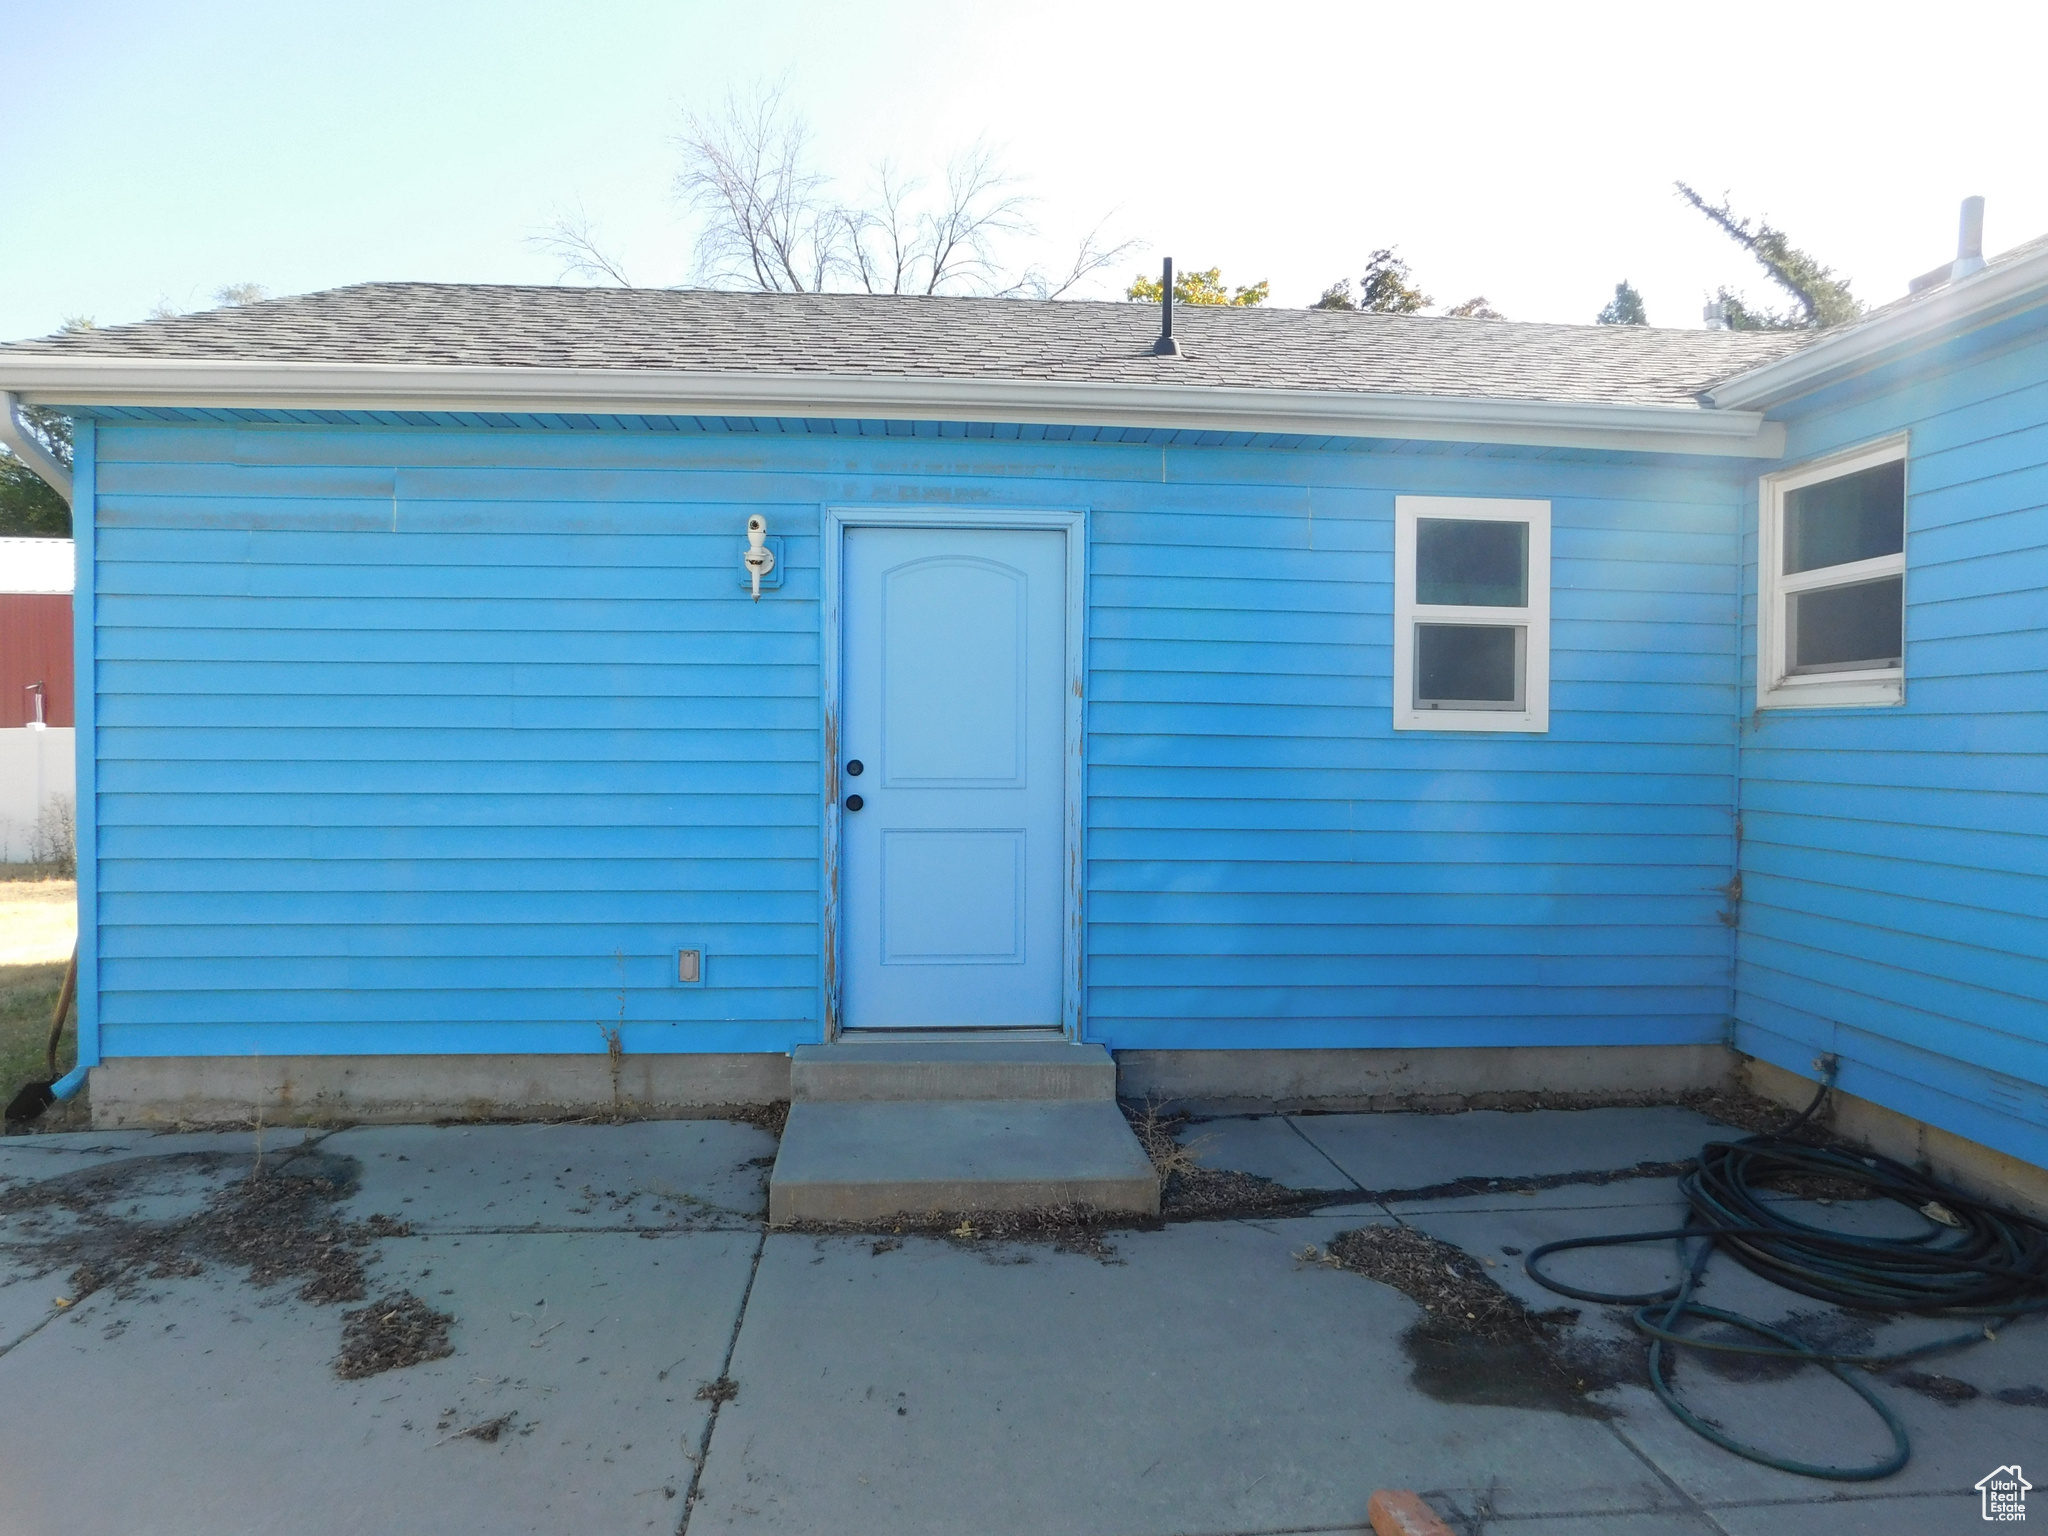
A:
1735,313,2048,1169
89,419,1747,1059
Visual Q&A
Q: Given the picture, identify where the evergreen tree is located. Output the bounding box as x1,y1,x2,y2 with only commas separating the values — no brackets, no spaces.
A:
1597,280,1648,325
1313,248,1431,313
1677,184,1861,329
0,406,73,539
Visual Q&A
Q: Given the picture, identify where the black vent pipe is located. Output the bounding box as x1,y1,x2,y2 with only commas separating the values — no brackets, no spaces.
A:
1152,257,1180,357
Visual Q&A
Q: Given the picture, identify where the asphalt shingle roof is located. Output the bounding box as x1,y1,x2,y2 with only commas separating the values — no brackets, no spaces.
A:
2,283,1810,409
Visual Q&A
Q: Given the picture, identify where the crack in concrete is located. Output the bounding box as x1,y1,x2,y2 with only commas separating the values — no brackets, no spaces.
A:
675,1225,767,1536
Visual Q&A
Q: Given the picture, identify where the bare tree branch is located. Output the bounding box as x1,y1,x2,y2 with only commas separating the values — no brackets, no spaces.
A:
915,142,1035,295
665,84,1132,300
529,205,636,287
675,84,849,292
1004,218,1147,301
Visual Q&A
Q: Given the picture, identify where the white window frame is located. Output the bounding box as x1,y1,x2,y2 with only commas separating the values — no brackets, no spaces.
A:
1757,435,1908,710
1394,496,1550,733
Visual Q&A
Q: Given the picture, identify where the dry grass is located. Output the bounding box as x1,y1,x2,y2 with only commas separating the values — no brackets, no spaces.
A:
1123,1101,1319,1220
0,960,87,1129
0,879,74,967
0,879,81,1124
1125,1100,1208,1182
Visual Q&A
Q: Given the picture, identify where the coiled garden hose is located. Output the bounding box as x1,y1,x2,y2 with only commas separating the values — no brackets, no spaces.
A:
1524,1083,2048,1480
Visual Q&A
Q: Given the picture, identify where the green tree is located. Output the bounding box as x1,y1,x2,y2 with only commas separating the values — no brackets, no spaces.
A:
1444,295,1505,320
1677,184,1861,330
1126,265,1268,306
0,406,73,538
1313,248,1431,313
1597,280,1647,325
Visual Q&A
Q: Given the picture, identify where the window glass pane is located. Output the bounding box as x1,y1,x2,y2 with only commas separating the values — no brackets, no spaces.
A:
1416,518,1528,606
1415,623,1523,708
1787,576,1903,674
1784,460,1904,574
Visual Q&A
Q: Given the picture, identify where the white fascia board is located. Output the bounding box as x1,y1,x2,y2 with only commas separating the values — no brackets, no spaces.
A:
1706,243,2048,411
0,357,1784,458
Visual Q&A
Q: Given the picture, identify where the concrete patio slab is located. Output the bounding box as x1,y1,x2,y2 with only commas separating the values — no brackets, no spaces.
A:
0,1227,759,1536
689,1217,1682,1536
1399,1177,2048,1509
320,1119,776,1231
1290,1106,1726,1193
1495,1513,1723,1535
0,1268,78,1353
1177,1114,1360,1190
1606,1320,2048,1507
1396,1172,2048,1512
0,1124,323,1181
0,1104,2022,1535
1711,1491,1985,1534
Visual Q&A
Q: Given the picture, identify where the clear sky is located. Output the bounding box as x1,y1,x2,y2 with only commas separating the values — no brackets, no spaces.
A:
5,0,2045,341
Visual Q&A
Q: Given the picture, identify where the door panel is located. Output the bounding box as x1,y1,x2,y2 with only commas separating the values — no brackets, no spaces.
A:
842,527,1065,1029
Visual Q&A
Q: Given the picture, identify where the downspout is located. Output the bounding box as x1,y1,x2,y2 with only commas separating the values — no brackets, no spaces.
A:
0,392,73,503
1,392,91,1101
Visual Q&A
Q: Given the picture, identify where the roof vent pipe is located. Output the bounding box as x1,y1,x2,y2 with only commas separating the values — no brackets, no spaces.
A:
1152,258,1180,357
1954,195,1986,279
0,393,71,506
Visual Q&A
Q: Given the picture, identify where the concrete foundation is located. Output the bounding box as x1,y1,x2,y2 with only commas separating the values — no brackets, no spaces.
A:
1743,1056,2048,1221
90,1043,1744,1127
88,1053,790,1128
790,1040,1115,1102
1113,1042,1740,1114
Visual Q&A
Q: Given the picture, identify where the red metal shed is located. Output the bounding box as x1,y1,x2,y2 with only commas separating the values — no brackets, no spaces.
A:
0,538,74,728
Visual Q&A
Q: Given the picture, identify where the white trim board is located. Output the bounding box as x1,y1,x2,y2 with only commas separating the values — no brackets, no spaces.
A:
1393,496,1551,734
818,505,1088,1042
0,356,1785,458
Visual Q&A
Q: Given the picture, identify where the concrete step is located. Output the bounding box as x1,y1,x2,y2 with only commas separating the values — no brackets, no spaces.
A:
790,1040,1116,1103
767,1098,1160,1225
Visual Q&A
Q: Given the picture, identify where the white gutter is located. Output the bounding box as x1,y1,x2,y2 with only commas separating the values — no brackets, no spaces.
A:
1706,238,2048,411
0,391,72,504
0,357,1785,459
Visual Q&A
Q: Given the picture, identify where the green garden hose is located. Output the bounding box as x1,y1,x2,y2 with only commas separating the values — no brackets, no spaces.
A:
1525,1083,2048,1480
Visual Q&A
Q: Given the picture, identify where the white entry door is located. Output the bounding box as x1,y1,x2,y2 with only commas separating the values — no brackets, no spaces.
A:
840,526,1067,1029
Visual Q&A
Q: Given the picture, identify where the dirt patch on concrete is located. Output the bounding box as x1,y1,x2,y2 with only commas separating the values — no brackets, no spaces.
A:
788,1203,1139,1262
0,1146,441,1378
1124,1103,1318,1221
337,1291,455,1379
1690,1083,1834,1143
1326,1226,1554,1343
1684,1308,1880,1384
1887,1369,1980,1405
729,1100,789,1139
1321,1225,1631,1417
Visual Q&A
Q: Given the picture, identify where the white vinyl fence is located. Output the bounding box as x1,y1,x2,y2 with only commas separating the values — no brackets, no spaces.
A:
0,727,75,865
